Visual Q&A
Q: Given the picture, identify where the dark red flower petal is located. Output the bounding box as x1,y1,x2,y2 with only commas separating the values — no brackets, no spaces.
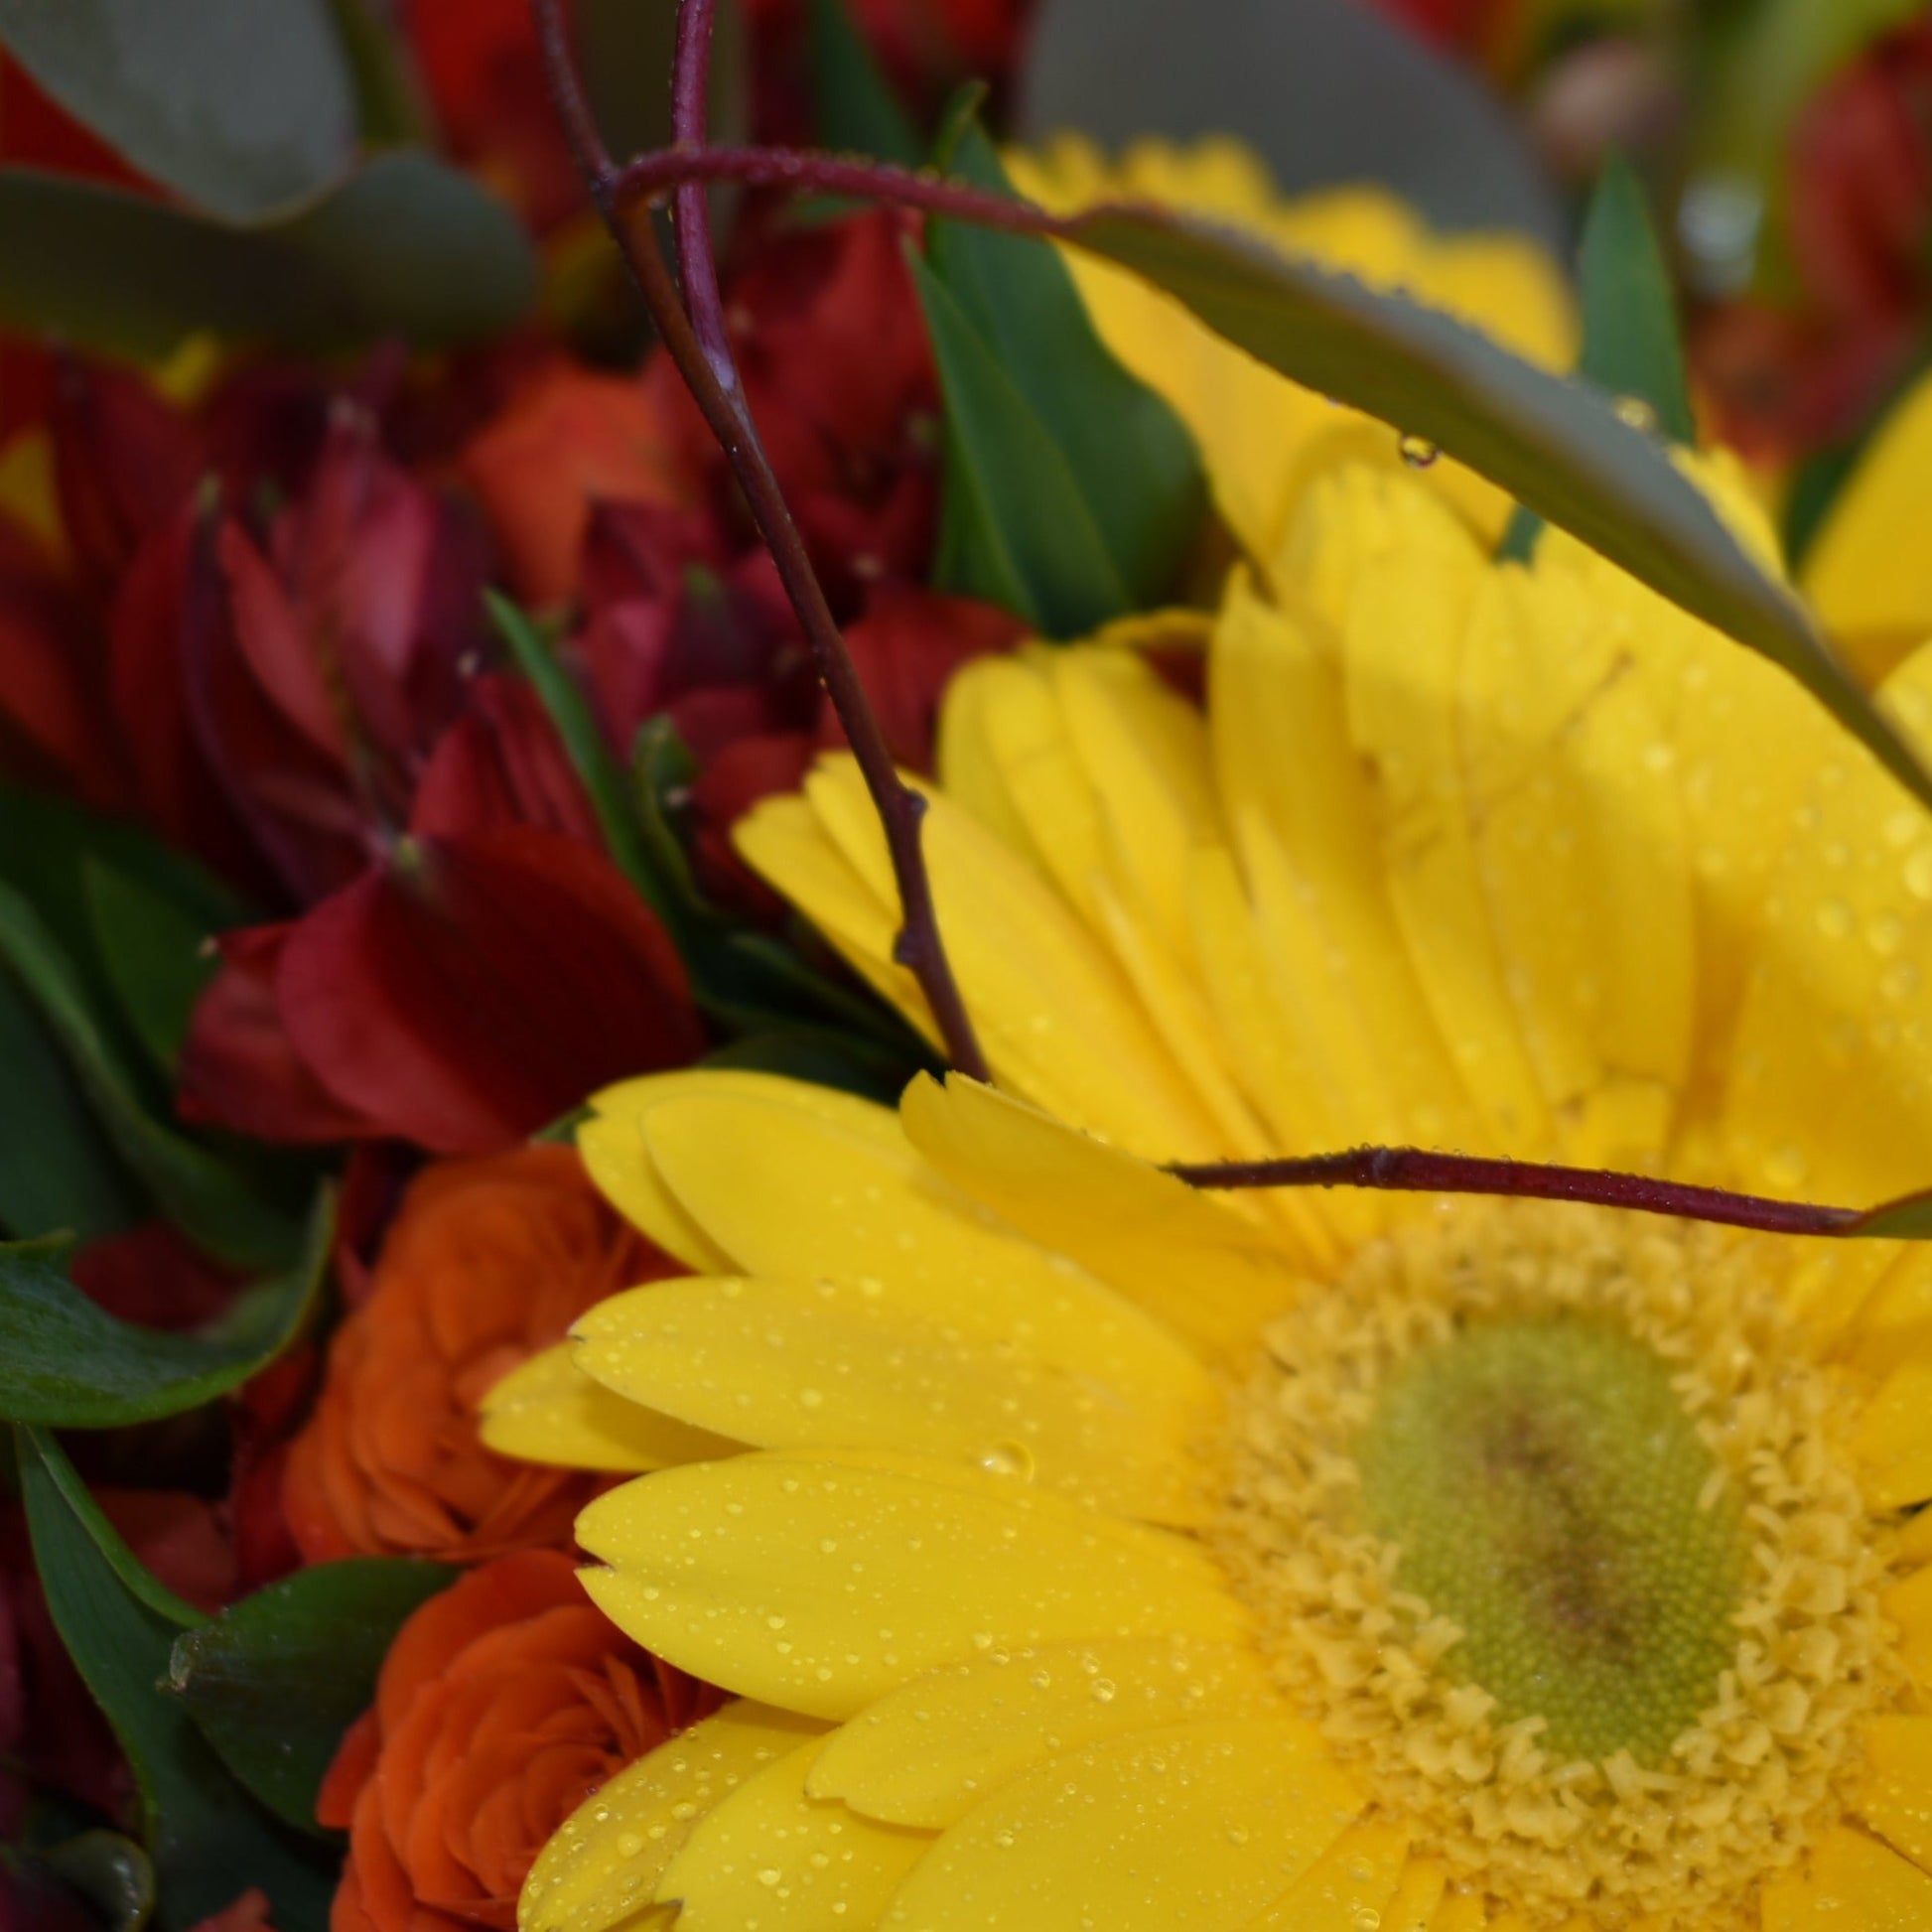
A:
275,829,703,1154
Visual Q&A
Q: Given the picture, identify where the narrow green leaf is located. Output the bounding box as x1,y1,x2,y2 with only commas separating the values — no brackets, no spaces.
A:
0,154,537,361
0,974,143,1242
485,593,674,919
0,1193,330,1428
169,1559,457,1834
1575,157,1694,444
19,1428,337,1932
1062,203,1932,813
927,124,1207,619
807,0,922,165
915,250,1135,635
0,0,355,222
84,861,219,1076
1500,153,1692,562
0,881,298,1269
704,1030,920,1104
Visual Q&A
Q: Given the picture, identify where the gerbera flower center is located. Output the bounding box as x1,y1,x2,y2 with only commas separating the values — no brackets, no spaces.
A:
1211,1203,1901,1929
1355,1314,1742,1766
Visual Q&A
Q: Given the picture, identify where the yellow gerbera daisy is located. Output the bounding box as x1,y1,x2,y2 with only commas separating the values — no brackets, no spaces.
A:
1005,135,1578,562
492,462,1932,1930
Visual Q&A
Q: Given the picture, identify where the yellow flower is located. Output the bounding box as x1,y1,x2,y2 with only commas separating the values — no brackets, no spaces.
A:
495,463,1932,1929
1005,135,1578,562
1801,363,1932,688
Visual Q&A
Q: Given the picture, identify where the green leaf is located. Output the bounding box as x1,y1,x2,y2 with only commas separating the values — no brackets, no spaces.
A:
704,1030,919,1105
1573,158,1695,445
19,1427,336,1932
628,716,940,1067
0,153,537,361
0,881,300,1270
1500,154,1693,562
35,1831,156,1932
486,593,674,920
1059,202,1932,814
808,0,921,165
0,1192,330,1428
916,251,1136,635
0,0,355,221
923,124,1208,633
84,861,220,1076
169,1559,457,1834
0,974,143,1242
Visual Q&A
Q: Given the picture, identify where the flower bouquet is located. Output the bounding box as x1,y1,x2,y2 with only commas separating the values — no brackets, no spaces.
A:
5,2,1932,1929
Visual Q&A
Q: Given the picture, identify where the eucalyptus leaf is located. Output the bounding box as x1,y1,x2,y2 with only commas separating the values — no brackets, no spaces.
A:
1019,0,1564,247
19,1427,337,1932
0,1192,330,1429
169,1559,457,1835
0,0,355,221
926,123,1207,626
0,154,537,361
0,881,299,1269
1055,202,1932,812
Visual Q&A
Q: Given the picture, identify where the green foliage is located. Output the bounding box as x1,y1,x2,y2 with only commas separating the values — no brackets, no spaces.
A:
18,1428,337,1932
1062,200,1932,812
1501,154,1693,561
0,880,298,1268
0,0,356,221
808,0,922,164
0,155,537,360
0,1192,330,1429
169,1560,458,1834
920,122,1208,636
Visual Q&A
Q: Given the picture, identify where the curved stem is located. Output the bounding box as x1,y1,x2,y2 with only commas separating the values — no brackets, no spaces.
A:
1170,1147,1863,1238
528,0,989,1079
669,0,740,400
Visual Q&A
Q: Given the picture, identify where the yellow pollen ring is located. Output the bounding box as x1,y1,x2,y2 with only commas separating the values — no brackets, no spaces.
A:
1209,1202,1901,1930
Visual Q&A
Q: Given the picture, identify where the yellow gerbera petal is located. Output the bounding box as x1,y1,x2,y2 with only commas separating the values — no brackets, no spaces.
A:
1379,1860,1449,1932
1801,365,1932,684
806,1636,1275,1828
627,1084,1212,1400
878,1717,1363,1930
577,1451,1248,1719
653,1735,931,1930
1761,1825,1932,1929
1723,643,1932,1203
897,1073,1309,1354
1882,1566,1932,1689
570,1276,1212,1523
1210,571,1476,1156
521,1701,826,1932
1856,1715,1932,1869
1848,1356,1932,1508
1428,1889,1486,1932
1006,135,1573,559
480,1341,741,1472
1240,1817,1408,1929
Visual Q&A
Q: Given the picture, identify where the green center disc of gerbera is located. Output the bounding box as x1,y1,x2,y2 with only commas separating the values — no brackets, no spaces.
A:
1355,1314,1744,1765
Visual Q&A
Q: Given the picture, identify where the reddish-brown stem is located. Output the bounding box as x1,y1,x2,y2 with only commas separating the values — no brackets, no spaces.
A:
669,0,739,402
1171,1147,1865,1238
528,0,989,1079
615,142,1067,235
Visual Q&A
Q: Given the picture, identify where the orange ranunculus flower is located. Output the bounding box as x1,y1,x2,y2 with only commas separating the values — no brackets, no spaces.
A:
319,1550,722,1932
461,364,692,608
281,1146,677,1564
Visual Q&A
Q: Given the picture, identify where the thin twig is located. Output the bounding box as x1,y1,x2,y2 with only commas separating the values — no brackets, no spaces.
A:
615,142,1065,234
528,0,989,1079
669,0,740,401
1171,1147,1865,1238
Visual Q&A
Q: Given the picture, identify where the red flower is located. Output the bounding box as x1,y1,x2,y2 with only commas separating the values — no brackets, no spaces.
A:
181,824,702,1153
